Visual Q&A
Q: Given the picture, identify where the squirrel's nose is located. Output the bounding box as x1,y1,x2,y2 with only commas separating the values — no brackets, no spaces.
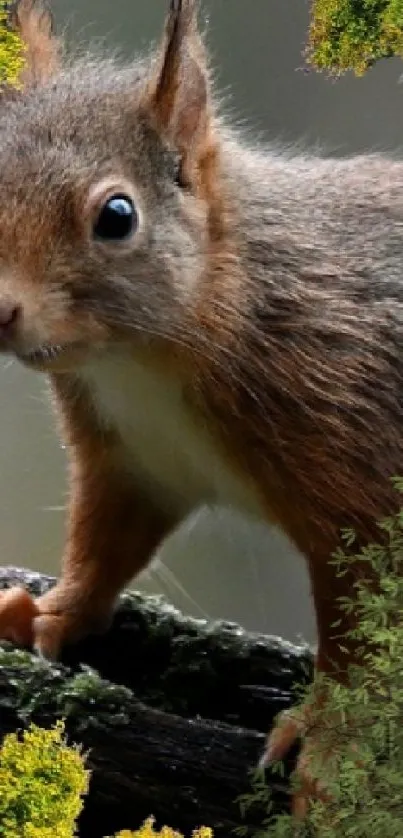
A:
0,301,20,340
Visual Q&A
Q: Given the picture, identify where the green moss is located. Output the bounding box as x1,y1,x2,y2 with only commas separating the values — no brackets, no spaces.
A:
0,1,26,88
308,0,403,75
0,644,135,734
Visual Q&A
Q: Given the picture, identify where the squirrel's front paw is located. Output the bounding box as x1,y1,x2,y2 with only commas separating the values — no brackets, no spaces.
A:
0,586,39,648
0,585,112,659
0,586,72,658
260,697,348,819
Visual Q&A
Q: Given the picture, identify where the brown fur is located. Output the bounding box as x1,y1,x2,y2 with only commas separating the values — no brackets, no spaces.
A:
36,372,175,657
0,0,402,808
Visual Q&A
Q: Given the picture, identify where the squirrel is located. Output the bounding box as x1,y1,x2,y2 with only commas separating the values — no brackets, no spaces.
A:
0,0,403,816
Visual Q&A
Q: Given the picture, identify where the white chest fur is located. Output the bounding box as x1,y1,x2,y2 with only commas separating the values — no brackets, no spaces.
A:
81,353,261,520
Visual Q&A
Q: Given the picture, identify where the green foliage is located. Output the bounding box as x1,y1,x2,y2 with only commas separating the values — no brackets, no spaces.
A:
0,0,25,88
238,480,403,836
308,0,403,75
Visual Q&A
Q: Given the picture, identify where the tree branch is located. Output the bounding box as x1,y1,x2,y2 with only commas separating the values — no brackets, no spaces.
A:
0,566,313,837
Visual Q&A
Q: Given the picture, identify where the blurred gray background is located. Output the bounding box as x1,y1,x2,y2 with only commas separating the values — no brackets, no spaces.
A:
2,0,403,645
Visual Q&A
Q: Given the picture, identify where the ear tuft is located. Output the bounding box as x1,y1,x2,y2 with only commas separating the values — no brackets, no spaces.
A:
148,0,212,182
7,0,60,87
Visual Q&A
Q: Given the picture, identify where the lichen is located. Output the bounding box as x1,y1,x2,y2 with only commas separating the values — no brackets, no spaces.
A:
0,721,89,838
307,0,403,75
115,822,213,838
0,0,26,88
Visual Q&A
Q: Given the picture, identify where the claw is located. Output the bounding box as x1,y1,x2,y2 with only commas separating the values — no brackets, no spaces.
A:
261,701,336,820
33,612,73,660
260,705,306,767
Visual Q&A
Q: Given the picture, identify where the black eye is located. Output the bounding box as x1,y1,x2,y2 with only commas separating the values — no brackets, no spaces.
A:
93,194,138,241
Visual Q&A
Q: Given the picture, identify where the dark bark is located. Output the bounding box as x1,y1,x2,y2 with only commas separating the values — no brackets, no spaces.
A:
0,566,313,838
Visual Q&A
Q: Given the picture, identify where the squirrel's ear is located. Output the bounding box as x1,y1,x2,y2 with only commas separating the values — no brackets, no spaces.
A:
7,0,60,87
148,1,211,181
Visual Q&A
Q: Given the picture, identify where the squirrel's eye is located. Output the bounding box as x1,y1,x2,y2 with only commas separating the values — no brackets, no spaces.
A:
93,194,138,241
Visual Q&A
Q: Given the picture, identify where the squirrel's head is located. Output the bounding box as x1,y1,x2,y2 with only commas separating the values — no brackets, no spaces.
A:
0,0,225,372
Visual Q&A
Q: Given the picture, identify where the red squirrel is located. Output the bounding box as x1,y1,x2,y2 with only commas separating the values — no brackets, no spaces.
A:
0,0,402,814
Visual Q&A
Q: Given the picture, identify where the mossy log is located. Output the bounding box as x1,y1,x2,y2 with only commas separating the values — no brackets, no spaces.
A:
0,566,313,838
